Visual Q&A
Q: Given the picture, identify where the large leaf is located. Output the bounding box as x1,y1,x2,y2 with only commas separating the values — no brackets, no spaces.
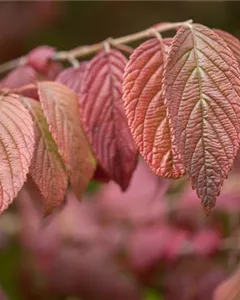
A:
22,98,68,215
214,29,240,65
80,50,138,190
38,81,96,199
123,38,185,179
163,24,240,212
0,93,34,212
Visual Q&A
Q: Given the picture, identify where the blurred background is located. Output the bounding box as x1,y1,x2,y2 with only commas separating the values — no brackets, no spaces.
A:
1,1,240,63
0,1,240,300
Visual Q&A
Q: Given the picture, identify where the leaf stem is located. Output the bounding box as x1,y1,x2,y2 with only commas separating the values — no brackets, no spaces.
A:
0,19,192,75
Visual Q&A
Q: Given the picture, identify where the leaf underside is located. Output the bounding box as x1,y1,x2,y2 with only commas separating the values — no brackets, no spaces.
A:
164,24,240,211
0,93,34,213
80,50,138,191
123,38,185,179
22,98,68,215
38,81,96,199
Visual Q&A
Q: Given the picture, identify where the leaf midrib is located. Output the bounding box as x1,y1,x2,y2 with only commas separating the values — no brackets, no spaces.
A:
190,26,209,201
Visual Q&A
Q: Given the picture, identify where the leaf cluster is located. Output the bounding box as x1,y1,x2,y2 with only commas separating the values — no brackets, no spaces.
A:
0,22,240,215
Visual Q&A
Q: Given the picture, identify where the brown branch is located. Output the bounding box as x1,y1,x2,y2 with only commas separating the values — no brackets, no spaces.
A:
0,19,192,75
0,56,26,75
54,19,192,61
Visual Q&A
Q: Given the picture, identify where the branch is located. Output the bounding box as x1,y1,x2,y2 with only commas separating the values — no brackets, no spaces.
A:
0,19,192,75
0,56,26,75
54,19,192,61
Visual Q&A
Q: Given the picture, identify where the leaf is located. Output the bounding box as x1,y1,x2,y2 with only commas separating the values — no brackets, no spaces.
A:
38,81,96,198
0,66,38,89
165,259,227,300
56,62,88,93
21,98,68,215
27,45,56,73
0,93,34,213
164,24,240,212
123,38,185,178
13,84,39,100
214,29,240,65
214,265,240,300
80,50,138,190
56,63,111,184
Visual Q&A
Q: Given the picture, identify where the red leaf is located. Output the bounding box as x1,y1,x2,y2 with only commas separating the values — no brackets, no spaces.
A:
0,93,34,213
56,63,111,184
22,98,68,215
164,24,240,212
80,50,138,190
123,38,185,178
56,62,88,93
0,66,38,89
93,165,110,183
44,61,63,80
27,45,56,74
38,81,96,199
214,29,240,65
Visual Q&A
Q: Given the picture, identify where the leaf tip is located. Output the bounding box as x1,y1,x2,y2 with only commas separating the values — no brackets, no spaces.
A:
202,204,214,216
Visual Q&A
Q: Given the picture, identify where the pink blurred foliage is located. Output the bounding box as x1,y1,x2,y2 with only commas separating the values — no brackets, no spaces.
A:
164,258,228,300
14,158,240,299
0,48,62,90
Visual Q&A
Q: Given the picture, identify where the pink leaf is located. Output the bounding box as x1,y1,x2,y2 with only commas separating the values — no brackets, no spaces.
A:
27,45,56,74
164,24,240,212
38,81,96,199
0,93,34,213
56,62,88,93
0,66,38,89
214,29,240,65
21,98,68,215
12,84,39,100
80,50,138,190
56,63,111,184
123,38,185,178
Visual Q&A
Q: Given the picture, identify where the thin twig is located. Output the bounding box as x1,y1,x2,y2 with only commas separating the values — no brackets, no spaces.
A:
55,19,192,61
0,19,192,75
0,56,27,75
